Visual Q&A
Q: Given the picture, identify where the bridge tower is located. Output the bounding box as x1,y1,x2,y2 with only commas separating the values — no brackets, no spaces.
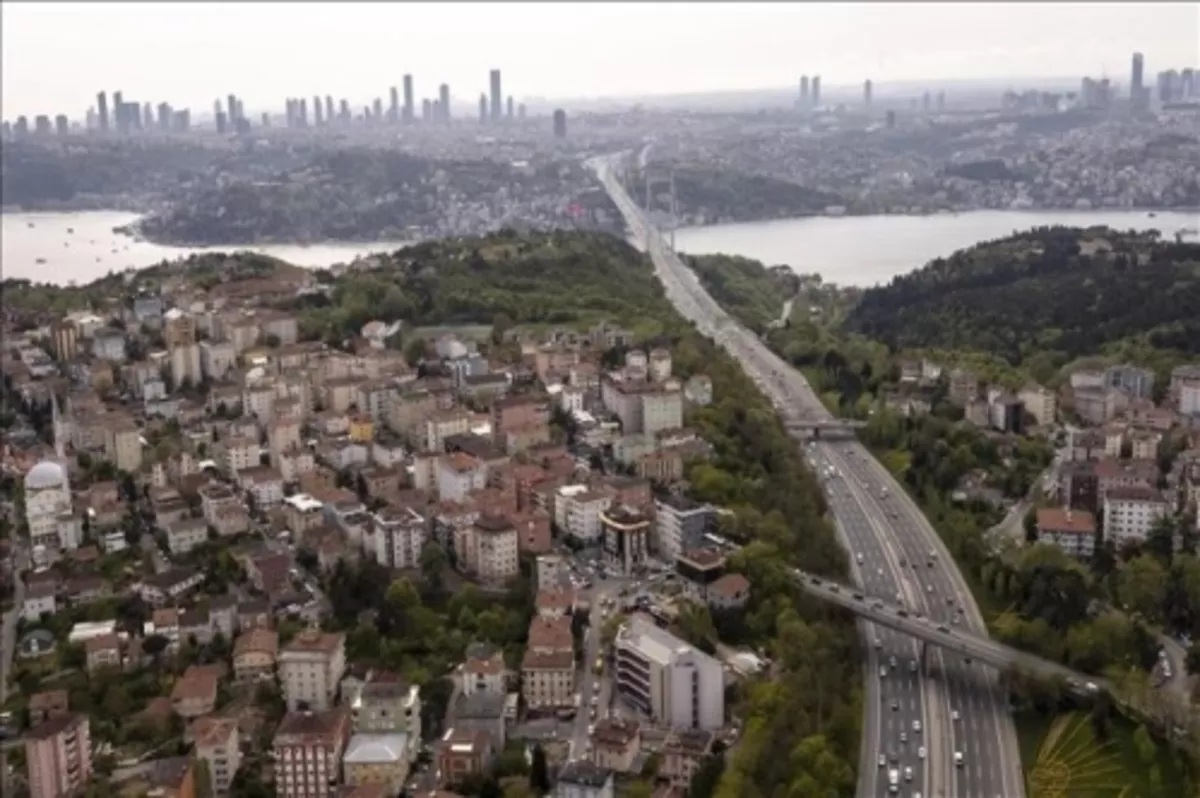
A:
642,167,678,252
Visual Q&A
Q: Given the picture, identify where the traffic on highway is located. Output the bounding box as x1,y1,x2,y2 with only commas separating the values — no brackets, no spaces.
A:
591,149,1024,798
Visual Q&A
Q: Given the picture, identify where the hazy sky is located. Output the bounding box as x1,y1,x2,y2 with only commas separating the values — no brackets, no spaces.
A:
3,2,1198,119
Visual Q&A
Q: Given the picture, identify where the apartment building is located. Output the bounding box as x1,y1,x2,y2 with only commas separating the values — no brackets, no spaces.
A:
613,616,724,731
348,672,422,759
555,486,610,544
1036,507,1097,558
600,505,652,576
192,715,242,795
555,761,615,798
1103,485,1171,547
280,630,347,711
472,513,519,586
370,506,428,570
273,709,352,798
436,452,488,502
654,495,714,564
521,616,575,712
25,713,92,798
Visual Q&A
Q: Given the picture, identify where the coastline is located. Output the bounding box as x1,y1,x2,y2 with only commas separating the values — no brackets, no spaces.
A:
7,201,1198,248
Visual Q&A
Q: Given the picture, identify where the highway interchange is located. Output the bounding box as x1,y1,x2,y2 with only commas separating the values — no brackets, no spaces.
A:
589,150,1023,798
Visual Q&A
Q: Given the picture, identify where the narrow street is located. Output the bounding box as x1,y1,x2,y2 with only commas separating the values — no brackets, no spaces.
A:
1,545,30,798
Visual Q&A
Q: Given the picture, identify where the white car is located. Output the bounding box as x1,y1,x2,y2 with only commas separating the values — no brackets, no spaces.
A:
918,746,926,760
913,720,922,733
952,710,960,721
878,754,886,768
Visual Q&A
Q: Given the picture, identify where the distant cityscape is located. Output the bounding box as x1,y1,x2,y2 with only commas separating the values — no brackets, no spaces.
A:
4,52,1199,144
1,67,572,140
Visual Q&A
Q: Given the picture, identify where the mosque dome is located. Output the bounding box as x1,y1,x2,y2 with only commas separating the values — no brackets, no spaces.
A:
24,460,67,491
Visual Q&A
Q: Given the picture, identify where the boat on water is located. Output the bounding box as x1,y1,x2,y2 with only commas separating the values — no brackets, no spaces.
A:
1179,226,1199,236
67,227,74,233
35,258,46,264
27,222,35,228
1148,212,1157,218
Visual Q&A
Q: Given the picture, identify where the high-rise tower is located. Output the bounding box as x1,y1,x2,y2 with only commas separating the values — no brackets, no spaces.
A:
1131,52,1145,109
489,69,502,121
403,74,415,123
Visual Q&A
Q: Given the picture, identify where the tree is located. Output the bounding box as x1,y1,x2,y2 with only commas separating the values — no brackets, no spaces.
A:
1187,642,1200,675
1118,554,1169,621
529,743,551,794
143,633,171,664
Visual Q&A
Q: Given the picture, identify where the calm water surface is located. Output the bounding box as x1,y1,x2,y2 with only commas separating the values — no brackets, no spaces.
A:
1,211,415,286
673,208,1200,287
2,208,1197,287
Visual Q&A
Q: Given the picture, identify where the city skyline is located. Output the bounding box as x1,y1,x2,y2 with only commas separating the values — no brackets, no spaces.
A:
2,2,1197,119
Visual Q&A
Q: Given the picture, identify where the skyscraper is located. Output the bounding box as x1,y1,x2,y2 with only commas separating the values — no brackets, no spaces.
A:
422,98,432,122
372,97,383,121
390,86,400,122
518,103,526,119
863,79,873,106
439,84,451,122
325,96,334,124
227,94,238,123
157,102,171,131
1131,52,1145,107
314,96,324,126
811,75,822,107
506,96,514,119
799,76,809,106
553,108,567,138
54,115,69,136
96,91,109,132
143,103,154,130
113,91,125,134
489,69,502,121
478,93,488,123
298,98,308,127
403,74,415,123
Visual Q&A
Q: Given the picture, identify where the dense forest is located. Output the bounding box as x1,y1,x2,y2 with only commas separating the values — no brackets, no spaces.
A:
845,226,1200,363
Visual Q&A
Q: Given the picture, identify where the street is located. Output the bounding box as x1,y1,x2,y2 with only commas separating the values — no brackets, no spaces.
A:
1,545,30,798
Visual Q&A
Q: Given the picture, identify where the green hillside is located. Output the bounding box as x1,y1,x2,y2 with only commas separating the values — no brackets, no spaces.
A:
844,226,1200,365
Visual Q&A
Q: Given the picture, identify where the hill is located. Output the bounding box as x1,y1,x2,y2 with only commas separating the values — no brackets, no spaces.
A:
844,226,1200,365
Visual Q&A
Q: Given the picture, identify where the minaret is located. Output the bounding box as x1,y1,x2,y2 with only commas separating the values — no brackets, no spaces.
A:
52,393,66,460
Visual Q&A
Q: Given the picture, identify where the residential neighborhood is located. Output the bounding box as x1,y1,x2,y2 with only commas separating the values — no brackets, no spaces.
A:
0,257,744,798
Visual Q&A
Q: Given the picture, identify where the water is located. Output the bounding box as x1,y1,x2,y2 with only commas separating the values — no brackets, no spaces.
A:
672,209,1200,287
2,208,1197,287
0,211,415,286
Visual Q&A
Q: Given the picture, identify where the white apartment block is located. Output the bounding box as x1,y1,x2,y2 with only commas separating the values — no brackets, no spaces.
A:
166,518,208,556
555,486,610,544
1018,384,1058,427
200,340,237,381
613,616,724,731
1103,486,1171,547
641,388,683,437
279,631,347,712
436,453,488,503
473,515,519,586
371,507,428,569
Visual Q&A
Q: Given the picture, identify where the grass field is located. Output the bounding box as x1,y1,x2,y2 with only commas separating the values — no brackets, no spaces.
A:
1018,710,1194,798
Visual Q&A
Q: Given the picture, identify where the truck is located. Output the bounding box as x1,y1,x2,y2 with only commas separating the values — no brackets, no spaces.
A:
887,768,900,793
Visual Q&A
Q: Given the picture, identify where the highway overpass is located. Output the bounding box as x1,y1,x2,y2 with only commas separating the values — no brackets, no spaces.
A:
792,567,1200,738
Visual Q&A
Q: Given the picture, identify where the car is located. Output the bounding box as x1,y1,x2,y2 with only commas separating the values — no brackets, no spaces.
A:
951,710,960,721
909,660,918,673
853,592,865,601
874,638,883,649
872,601,885,611
856,553,864,564
895,592,903,603
927,560,934,568
890,700,899,711
899,557,907,567
879,666,888,678
877,568,884,577
926,584,934,594
588,724,595,735
918,746,926,760
930,550,938,560
888,655,897,667
897,609,909,618
904,766,913,782
900,732,908,744
954,751,964,768
913,720,922,733
937,624,950,633
946,596,955,605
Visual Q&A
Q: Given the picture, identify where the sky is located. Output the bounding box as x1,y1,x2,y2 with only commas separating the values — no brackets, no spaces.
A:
3,2,1198,120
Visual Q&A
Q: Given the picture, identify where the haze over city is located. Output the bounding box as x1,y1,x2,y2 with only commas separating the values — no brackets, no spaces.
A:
3,1,1198,118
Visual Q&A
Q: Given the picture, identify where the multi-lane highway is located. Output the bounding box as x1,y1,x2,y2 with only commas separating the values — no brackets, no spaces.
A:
589,150,1023,798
